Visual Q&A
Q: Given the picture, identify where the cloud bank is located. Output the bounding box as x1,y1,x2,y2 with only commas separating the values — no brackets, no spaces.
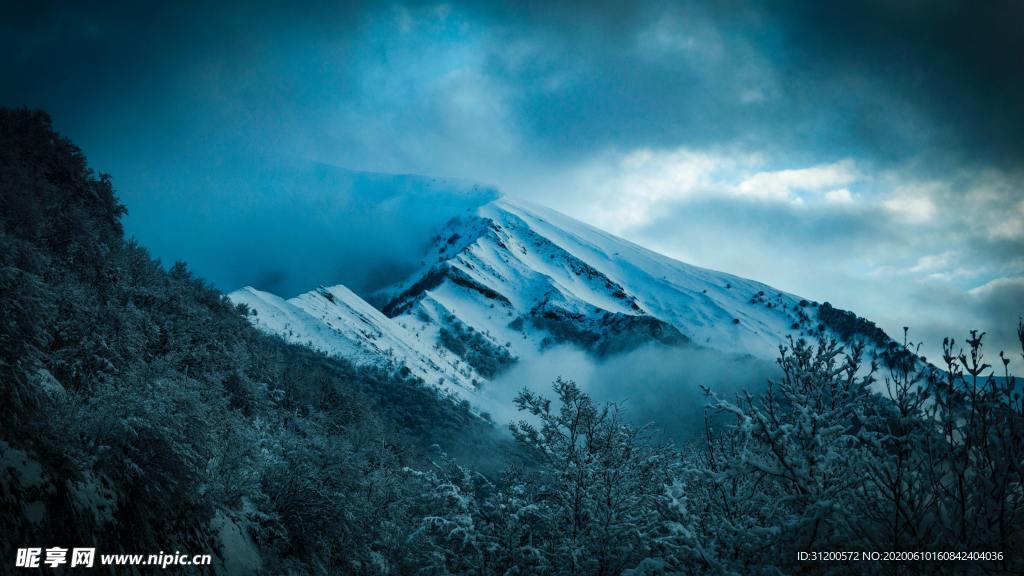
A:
128,160,499,297
2,0,1021,358
478,344,778,445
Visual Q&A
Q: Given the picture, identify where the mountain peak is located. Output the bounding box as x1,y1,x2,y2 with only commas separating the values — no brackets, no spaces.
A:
374,196,805,359
231,194,897,400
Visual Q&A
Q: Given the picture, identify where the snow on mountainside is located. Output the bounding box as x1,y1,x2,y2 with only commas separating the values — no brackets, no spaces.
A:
229,285,484,394
231,195,899,399
374,197,808,361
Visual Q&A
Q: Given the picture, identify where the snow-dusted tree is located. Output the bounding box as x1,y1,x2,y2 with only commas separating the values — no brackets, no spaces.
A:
920,327,1024,571
476,469,551,575
510,378,692,575
697,336,877,572
851,329,938,554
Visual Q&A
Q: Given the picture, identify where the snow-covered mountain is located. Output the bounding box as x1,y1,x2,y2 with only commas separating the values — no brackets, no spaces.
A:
230,195,891,399
373,198,807,359
230,284,486,394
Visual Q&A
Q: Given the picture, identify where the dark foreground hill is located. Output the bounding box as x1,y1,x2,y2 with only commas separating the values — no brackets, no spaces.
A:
0,108,503,573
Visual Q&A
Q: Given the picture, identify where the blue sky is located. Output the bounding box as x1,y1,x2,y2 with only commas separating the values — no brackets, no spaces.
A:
3,0,1022,358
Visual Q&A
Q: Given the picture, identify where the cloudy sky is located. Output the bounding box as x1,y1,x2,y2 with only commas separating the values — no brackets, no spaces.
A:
3,0,1022,358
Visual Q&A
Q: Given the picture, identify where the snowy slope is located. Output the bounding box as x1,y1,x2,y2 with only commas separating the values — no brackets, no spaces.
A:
229,285,484,394
375,197,811,363
231,195,892,400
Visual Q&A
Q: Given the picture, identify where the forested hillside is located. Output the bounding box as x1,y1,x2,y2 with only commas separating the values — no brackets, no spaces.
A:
2,109,1023,575
0,108,503,573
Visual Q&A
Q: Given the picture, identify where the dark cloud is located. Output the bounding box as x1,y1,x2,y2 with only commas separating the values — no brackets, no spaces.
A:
1,0,1020,342
760,0,1024,168
457,0,1024,169
4,1,1021,173
124,159,498,297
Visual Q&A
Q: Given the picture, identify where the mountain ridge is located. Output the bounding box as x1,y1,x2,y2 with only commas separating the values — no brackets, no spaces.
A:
230,194,899,400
